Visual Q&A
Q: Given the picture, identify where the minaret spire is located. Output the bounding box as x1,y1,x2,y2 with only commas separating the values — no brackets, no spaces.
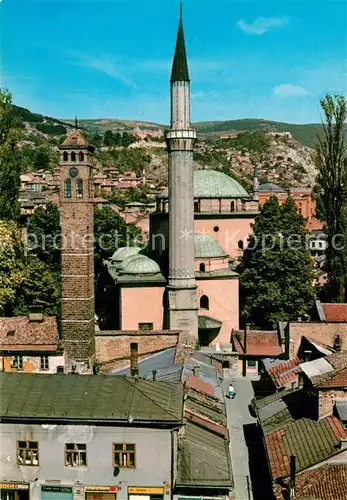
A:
171,2,190,82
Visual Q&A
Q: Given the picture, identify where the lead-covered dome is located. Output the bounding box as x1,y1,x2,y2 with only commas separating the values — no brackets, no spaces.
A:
121,254,161,275
194,233,228,258
158,167,249,199
110,246,141,263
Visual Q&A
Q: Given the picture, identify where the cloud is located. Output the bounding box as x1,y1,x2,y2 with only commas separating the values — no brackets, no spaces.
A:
66,51,137,89
237,17,287,35
272,84,312,97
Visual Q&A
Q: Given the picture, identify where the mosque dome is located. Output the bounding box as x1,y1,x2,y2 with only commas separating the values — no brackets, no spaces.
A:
121,254,161,275
194,233,228,259
110,246,141,263
158,167,249,199
258,182,284,192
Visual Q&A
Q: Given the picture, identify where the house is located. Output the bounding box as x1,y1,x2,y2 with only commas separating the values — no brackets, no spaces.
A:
0,372,184,500
0,315,64,373
231,324,288,376
316,299,347,322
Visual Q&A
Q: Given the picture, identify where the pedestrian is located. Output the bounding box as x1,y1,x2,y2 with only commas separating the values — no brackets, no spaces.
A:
228,383,235,399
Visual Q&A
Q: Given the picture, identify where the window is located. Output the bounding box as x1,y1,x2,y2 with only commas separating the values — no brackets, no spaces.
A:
113,443,135,468
78,151,84,162
17,440,39,466
64,179,71,198
247,360,256,367
199,263,206,272
71,151,76,162
63,151,68,162
200,295,209,310
213,226,219,232
138,322,153,330
76,179,83,198
238,240,244,250
64,443,87,467
194,200,200,213
230,201,235,212
12,355,23,370
40,355,49,371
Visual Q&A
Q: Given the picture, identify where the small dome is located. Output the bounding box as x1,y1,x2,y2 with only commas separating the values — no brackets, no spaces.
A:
194,233,228,259
158,168,249,199
110,246,141,262
121,254,161,275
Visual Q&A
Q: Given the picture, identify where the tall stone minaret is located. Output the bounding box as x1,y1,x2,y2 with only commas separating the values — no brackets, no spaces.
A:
253,166,259,202
165,3,198,338
59,126,96,374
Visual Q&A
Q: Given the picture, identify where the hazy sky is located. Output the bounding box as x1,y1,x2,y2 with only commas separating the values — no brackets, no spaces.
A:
2,0,346,123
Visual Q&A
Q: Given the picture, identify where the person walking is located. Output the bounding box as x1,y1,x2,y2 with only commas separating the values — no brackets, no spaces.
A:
228,383,235,399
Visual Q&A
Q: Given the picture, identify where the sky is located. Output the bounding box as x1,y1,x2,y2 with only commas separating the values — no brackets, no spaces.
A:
1,0,347,124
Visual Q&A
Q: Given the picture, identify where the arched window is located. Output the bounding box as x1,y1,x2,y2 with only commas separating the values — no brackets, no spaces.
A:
238,240,244,250
63,151,68,162
76,179,83,198
71,151,76,162
199,263,206,272
230,201,235,212
64,179,71,198
79,151,84,162
200,295,209,310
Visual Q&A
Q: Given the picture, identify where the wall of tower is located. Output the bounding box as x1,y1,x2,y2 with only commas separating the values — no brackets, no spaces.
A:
171,81,190,128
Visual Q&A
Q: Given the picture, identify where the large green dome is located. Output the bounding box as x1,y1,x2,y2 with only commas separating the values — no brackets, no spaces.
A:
159,167,249,199
194,233,228,259
121,254,161,275
110,246,141,263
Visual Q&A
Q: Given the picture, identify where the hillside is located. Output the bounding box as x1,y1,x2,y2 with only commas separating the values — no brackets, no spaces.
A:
13,104,332,148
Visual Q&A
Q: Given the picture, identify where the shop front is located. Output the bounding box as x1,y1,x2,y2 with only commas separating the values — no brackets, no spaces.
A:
128,487,164,500
85,485,118,500
40,485,73,500
0,483,29,500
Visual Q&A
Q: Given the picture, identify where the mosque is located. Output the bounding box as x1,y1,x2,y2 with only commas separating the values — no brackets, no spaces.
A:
103,8,260,346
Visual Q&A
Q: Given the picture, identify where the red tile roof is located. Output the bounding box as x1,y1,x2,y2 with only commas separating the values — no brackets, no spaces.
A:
267,357,302,388
233,330,282,356
307,216,324,231
61,129,90,147
0,316,59,351
322,303,347,321
184,409,228,439
311,352,347,388
186,375,215,397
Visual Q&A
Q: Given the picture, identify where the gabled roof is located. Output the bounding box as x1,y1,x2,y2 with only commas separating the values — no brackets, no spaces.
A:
0,372,184,424
304,351,347,388
0,316,59,352
265,416,347,480
322,302,347,321
266,356,302,389
233,329,282,356
176,421,232,487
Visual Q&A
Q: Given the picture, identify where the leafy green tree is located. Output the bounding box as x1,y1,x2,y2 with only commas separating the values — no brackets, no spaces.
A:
0,89,21,221
12,256,60,316
238,196,316,328
121,132,135,147
27,203,61,270
114,132,122,146
315,93,347,302
104,130,115,147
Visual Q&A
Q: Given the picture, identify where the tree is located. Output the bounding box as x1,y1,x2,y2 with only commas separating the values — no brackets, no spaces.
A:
0,89,21,221
104,130,115,147
315,94,347,302
26,203,61,270
0,221,25,315
12,256,60,316
238,196,316,328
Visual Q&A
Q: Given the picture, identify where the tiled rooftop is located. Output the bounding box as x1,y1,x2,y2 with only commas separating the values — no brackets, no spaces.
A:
267,356,302,388
233,329,283,356
322,303,347,321
0,316,59,351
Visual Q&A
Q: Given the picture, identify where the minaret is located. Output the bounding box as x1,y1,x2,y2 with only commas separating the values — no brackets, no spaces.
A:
165,3,198,338
59,125,96,374
253,166,259,202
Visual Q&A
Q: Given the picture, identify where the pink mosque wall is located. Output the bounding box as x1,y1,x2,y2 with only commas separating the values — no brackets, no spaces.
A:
194,217,255,258
120,286,165,330
197,277,239,344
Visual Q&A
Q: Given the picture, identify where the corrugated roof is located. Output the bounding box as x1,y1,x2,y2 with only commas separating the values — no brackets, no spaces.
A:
176,421,232,487
0,372,183,424
265,416,347,480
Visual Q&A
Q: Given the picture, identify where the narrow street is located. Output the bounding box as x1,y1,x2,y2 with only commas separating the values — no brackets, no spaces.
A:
223,378,257,500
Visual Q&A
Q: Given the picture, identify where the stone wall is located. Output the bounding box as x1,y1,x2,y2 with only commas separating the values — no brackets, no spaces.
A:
288,322,347,358
318,389,347,419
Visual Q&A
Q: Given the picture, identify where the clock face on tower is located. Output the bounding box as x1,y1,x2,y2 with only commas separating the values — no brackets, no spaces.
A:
69,167,79,178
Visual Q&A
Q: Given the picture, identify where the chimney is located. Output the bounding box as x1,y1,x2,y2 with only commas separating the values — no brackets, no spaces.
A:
333,335,342,352
193,366,200,378
244,323,250,354
130,342,139,379
289,455,296,498
152,370,157,381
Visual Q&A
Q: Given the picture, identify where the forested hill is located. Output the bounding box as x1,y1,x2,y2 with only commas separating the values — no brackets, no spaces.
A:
12,103,341,148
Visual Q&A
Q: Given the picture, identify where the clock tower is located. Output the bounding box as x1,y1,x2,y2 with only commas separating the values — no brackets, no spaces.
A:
59,127,96,373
